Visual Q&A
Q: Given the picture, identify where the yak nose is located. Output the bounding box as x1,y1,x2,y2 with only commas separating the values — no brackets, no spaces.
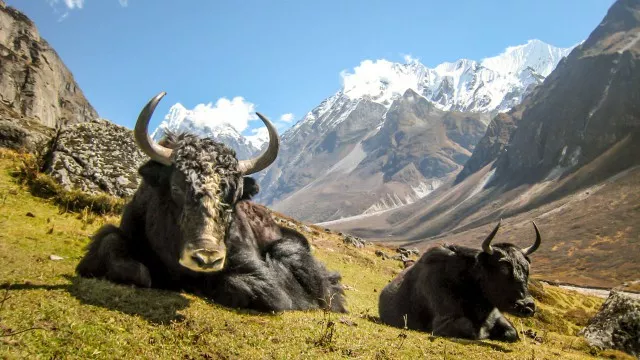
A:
191,249,225,268
516,298,536,317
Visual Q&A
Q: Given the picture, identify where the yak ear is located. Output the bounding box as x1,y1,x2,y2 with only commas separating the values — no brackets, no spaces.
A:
240,176,260,200
138,161,172,187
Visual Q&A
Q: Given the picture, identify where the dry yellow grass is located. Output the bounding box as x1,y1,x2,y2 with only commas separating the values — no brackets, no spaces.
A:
0,149,620,359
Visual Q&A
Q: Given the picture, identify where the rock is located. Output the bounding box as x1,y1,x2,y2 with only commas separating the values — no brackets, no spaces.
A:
25,212,34,217
43,119,147,198
375,250,389,260
0,2,97,131
343,235,366,248
580,290,640,357
396,247,420,257
0,111,55,153
49,254,63,261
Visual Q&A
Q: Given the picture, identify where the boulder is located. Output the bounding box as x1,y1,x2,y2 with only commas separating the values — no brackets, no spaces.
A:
580,290,640,357
43,119,146,198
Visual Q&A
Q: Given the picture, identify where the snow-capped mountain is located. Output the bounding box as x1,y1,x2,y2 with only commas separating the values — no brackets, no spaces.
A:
256,39,576,222
151,103,259,159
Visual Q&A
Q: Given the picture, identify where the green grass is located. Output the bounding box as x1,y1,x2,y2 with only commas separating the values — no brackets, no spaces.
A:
0,149,625,359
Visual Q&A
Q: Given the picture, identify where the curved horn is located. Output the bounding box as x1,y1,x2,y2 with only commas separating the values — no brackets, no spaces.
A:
522,221,542,256
482,219,502,255
237,112,280,175
134,92,173,166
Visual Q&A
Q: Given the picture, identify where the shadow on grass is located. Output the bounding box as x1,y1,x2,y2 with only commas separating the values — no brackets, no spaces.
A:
2,276,191,325
359,312,512,353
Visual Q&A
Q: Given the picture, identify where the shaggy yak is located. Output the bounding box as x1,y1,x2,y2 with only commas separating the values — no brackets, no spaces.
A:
378,220,541,342
76,92,346,313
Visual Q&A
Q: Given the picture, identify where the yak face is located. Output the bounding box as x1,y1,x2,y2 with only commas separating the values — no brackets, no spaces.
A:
475,220,542,318
140,134,243,273
134,91,280,273
477,244,535,317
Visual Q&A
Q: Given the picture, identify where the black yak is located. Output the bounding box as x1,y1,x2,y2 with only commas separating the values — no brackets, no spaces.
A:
76,92,346,313
378,220,541,342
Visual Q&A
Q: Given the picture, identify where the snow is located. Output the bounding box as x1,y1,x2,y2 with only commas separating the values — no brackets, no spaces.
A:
336,39,576,116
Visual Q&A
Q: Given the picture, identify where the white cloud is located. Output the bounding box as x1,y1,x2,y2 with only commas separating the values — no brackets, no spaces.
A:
340,58,421,103
402,54,420,64
245,127,270,149
118,0,128,7
64,0,84,8
280,113,294,123
168,97,258,134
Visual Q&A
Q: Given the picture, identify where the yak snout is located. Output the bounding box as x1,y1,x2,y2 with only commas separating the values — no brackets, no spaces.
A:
179,238,226,272
513,297,536,317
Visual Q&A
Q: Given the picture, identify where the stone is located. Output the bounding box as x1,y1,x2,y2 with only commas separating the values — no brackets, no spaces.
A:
580,290,640,357
43,119,147,198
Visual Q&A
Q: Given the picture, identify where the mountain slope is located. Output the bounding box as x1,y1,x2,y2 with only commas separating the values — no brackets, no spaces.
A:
0,1,98,128
323,0,640,290
257,40,574,217
271,90,488,223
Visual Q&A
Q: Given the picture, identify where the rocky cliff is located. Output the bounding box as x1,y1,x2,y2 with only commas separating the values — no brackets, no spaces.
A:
0,1,97,136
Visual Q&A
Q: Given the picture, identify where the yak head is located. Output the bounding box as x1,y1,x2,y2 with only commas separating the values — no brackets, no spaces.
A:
133,92,279,273
475,220,542,318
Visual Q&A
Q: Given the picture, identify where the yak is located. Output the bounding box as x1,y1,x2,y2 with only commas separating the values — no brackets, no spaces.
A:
378,220,541,342
76,92,346,313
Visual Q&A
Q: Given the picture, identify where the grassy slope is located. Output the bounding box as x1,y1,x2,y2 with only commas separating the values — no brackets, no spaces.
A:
0,150,632,360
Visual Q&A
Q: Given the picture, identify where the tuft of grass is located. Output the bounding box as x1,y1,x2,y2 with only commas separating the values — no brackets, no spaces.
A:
0,148,612,359
0,148,125,215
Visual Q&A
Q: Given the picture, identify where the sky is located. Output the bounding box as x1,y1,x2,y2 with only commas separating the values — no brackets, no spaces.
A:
7,0,615,142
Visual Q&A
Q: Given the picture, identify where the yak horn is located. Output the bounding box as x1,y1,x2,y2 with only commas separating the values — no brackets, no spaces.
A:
522,221,542,256
237,112,280,175
134,92,173,166
482,219,502,255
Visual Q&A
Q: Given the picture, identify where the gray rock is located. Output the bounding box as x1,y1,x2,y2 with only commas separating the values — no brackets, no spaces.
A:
580,290,640,357
0,2,97,130
343,235,366,248
43,119,147,198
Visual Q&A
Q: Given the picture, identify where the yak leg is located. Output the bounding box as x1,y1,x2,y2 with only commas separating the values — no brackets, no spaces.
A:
432,315,479,340
486,310,519,342
76,224,152,288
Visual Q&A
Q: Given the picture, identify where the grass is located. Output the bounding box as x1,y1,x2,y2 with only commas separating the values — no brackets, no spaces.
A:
0,149,624,359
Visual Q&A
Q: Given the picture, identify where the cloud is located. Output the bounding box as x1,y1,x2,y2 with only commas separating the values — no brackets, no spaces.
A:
118,0,128,7
340,58,421,102
279,113,294,123
402,54,420,64
245,127,270,149
47,0,84,9
167,96,258,134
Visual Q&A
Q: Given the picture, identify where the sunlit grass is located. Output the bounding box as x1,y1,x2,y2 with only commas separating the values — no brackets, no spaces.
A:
0,149,619,359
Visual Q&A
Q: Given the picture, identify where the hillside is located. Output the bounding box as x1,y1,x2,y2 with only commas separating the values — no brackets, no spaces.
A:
0,1,97,139
254,40,573,219
323,0,640,292
1,149,631,359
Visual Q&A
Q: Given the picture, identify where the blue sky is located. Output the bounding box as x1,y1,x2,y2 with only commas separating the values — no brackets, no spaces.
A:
7,0,614,140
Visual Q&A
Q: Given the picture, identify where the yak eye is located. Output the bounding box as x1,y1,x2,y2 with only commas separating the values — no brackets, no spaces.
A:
498,260,513,276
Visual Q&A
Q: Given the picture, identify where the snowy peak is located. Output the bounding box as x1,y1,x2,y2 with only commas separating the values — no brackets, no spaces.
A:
152,103,259,159
330,40,577,119
480,39,575,77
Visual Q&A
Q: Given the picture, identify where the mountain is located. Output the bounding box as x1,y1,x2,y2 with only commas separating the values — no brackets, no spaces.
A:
270,89,488,223
0,0,98,150
322,0,640,290
151,103,259,160
256,40,574,222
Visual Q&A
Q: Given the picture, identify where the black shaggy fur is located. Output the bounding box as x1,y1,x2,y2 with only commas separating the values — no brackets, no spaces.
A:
76,132,346,313
378,242,537,342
